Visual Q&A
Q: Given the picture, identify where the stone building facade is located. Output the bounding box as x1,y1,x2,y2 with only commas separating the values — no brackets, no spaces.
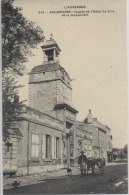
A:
83,109,113,161
3,37,113,175
3,128,22,175
3,37,79,175
14,106,64,175
106,126,113,162
28,38,78,168
75,122,93,158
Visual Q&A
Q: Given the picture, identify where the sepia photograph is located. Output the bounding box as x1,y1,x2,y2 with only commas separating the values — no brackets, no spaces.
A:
1,0,128,194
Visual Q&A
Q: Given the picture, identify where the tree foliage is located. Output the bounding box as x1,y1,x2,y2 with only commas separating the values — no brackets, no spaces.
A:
2,73,25,138
2,0,44,76
2,0,44,137
124,144,128,155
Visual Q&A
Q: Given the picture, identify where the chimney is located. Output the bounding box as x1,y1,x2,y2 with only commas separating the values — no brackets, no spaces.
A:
87,109,93,124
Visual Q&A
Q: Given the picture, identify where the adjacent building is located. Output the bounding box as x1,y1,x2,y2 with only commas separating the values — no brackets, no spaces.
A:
83,109,113,161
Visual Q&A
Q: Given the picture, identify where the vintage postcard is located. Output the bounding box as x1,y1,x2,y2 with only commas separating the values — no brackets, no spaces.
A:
1,0,128,194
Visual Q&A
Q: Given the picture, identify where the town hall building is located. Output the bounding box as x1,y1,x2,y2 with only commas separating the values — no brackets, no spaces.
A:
3,36,113,176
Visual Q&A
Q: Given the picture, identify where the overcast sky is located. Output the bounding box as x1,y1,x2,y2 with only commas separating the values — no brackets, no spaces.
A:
14,0,128,148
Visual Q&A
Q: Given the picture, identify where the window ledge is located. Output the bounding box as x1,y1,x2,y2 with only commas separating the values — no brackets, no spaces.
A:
31,159,40,162
44,159,52,162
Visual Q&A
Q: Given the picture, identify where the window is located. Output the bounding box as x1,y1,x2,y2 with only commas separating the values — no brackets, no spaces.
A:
89,150,92,157
108,142,111,149
94,151,97,158
89,145,92,157
46,134,52,159
45,50,54,61
79,141,82,150
55,137,60,158
31,134,39,159
84,144,87,151
77,149,80,157
41,134,45,159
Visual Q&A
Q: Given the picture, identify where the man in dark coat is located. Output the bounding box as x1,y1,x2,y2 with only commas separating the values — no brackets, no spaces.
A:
78,150,88,176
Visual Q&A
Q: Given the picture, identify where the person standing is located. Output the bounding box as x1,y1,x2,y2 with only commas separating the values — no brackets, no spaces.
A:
78,150,88,176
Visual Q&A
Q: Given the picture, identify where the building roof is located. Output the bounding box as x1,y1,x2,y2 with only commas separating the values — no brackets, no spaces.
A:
41,38,61,52
91,120,107,133
29,62,71,80
75,121,85,129
83,112,109,133
29,62,59,74
75,121,85,126
75,121,92,134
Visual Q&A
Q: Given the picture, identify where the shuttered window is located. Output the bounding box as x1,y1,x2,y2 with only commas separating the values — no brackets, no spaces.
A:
46,134,52,159
31,134,39,160
41,134,46,159
89,146,92,157
55,137,59,158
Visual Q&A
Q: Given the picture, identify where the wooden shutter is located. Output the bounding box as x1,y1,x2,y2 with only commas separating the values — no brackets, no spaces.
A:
52,136,55,159
49,136,52,159
42,134,46,159
59,137,62,159
54,137,56,158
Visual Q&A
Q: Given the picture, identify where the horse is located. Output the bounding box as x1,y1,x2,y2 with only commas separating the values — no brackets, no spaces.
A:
86,157,106,175
86,157,96,175
95,157,106,175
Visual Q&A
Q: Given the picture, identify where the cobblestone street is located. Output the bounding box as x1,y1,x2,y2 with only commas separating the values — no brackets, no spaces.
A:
3,162,128,194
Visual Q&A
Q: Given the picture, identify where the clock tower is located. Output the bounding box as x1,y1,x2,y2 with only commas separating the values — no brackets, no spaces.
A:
28,35,78,166
29,36,77,118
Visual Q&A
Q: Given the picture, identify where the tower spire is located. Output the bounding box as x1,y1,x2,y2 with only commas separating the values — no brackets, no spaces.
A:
41,34,61,62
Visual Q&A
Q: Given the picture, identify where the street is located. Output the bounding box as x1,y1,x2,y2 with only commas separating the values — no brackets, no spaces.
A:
4,163,128,194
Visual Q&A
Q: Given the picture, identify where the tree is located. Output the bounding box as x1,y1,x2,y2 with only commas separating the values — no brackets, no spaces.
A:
124,144,128,155
2,0,44,138
2,73,25,139
113,153,117,160
2,0,44,76
119,150,125,159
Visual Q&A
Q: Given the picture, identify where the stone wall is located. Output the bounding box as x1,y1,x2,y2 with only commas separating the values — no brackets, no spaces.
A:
3,137,18,174
33,81,57,114
56,80,72,105
85,125,98,147
15,118,64,175
29,66,73,115
74,126,93,159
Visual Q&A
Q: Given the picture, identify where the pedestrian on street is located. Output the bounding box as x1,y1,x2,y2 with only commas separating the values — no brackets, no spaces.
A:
78,150,88,176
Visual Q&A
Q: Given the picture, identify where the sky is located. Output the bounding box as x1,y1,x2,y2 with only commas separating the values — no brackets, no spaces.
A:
14,0,128,148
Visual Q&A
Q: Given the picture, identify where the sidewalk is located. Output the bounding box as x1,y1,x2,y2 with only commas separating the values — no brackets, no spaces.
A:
3,167,80,190
3,161,128,190
106,161,127,166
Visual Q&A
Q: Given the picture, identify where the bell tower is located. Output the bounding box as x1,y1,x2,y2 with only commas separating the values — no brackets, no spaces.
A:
42,34,61,63
28,35,78,167
28,35,76,118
